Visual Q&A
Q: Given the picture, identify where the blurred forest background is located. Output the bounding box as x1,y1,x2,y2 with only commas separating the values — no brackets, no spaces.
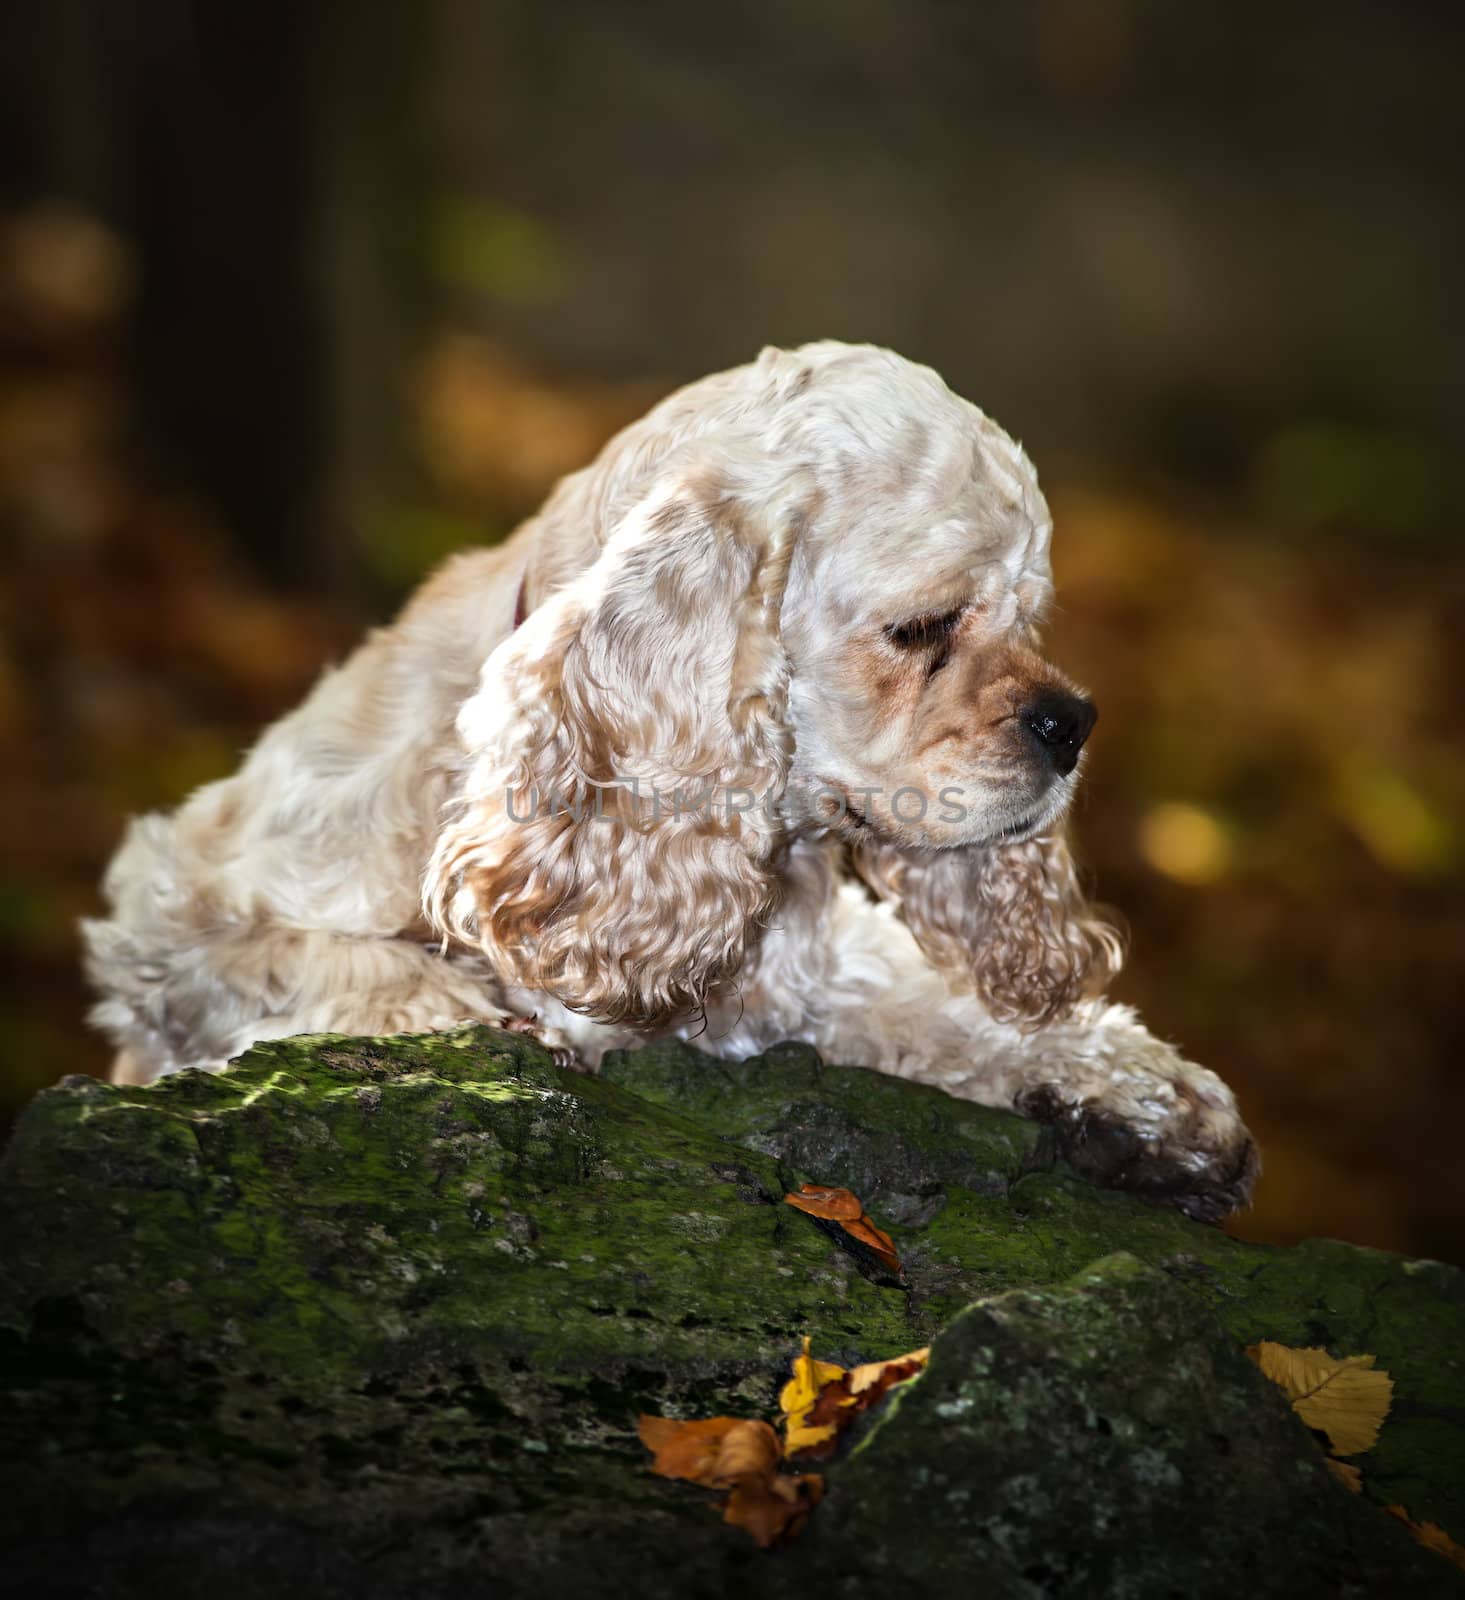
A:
1,1,1462,1259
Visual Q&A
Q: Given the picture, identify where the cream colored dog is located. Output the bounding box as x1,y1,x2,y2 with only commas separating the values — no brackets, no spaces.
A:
84,341,1257,1218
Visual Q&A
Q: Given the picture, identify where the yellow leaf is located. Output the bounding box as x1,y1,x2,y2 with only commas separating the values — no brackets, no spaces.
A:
779,1336,847,1457
784,1416,839,1456
1246,1341,1393,1457
779,1338,845,1421
848,1348,929,1396
788,1344,931,1460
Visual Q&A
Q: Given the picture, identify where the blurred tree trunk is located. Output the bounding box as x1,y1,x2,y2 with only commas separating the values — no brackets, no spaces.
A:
125,0,326,590
311,0,435,605
1,0,434,600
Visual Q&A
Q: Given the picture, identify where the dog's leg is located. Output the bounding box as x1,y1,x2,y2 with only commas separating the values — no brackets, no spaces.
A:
236,942,580,1071
1001,1002,1258,1223
87,915,573,1085
832,989,1255,1221
803,888,1257,1221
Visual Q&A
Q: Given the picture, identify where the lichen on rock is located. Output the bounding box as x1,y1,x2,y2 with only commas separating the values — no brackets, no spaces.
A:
787,1252,1451,1596
1,1025,1460,1597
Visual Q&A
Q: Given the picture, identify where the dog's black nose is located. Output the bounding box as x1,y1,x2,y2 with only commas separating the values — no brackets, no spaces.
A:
1023,691,1097,777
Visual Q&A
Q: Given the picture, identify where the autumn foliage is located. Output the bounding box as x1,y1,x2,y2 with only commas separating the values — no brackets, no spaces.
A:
637,1414,825,1549
781,1336,930,1461
782,1185,903,1278
1247,1339,1465,1572
639,1329,929,1547
639,1296,1465,1566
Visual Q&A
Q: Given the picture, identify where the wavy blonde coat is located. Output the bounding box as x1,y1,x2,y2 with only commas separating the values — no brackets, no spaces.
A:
85,342,1255,1217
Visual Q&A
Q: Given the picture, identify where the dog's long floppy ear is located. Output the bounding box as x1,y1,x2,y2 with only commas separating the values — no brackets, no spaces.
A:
851,831,1124,1029
426,472,801,1026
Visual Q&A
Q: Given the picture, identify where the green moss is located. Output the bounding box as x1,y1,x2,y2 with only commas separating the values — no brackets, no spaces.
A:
3,1031,918,1396
790,1254,1457,1596
606,1036,1465,1534
2,1026,1462,1597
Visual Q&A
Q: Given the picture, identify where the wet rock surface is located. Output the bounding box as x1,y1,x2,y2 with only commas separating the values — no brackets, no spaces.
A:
2,1027,1460,1596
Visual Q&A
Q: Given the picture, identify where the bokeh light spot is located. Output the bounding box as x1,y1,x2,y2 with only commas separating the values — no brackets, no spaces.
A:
1331,763,1454,877
1139,802,1232,885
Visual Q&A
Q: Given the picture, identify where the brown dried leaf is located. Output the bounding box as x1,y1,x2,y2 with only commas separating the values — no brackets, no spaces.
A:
640,1336,928,1551
638,1415,781,1488
1246,1341,1393,1456
637,1414,742,1484
1325,1459,1363,1494
713,1419,783,1486
848,1347,930,1398
723,1471,825,1549
637,1411,822,1550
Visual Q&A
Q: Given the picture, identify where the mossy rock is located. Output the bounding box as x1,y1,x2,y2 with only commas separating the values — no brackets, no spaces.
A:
1,1026,1460,1597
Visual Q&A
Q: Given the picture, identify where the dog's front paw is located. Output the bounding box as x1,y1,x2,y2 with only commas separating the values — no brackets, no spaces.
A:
500,1014,582,1072
1016,1063,1259,1223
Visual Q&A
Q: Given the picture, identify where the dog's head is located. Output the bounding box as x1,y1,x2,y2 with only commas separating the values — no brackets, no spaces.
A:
426,342,1119,1028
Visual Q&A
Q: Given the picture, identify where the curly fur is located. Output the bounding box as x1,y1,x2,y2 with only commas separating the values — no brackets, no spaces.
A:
851,833,1125,1027
84,340,1257,1215
426,477,797,1023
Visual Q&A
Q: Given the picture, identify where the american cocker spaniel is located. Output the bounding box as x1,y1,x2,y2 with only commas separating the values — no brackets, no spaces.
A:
84,341,1257,1219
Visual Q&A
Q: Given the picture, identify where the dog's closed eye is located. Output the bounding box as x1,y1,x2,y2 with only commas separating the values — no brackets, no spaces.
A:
885,606,966,651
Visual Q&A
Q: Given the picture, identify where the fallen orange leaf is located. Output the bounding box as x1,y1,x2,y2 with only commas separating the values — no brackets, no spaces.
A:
782,1184,863,1222
783,1184,903,1276
841,1214,902,1273
638,1412,823,1549
714,1418,783,1485
637,1414,735,1483
1385,1506,1465,1573
638,1414,780,1487
1325,1458,1363,1494
640,1335,927,1548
